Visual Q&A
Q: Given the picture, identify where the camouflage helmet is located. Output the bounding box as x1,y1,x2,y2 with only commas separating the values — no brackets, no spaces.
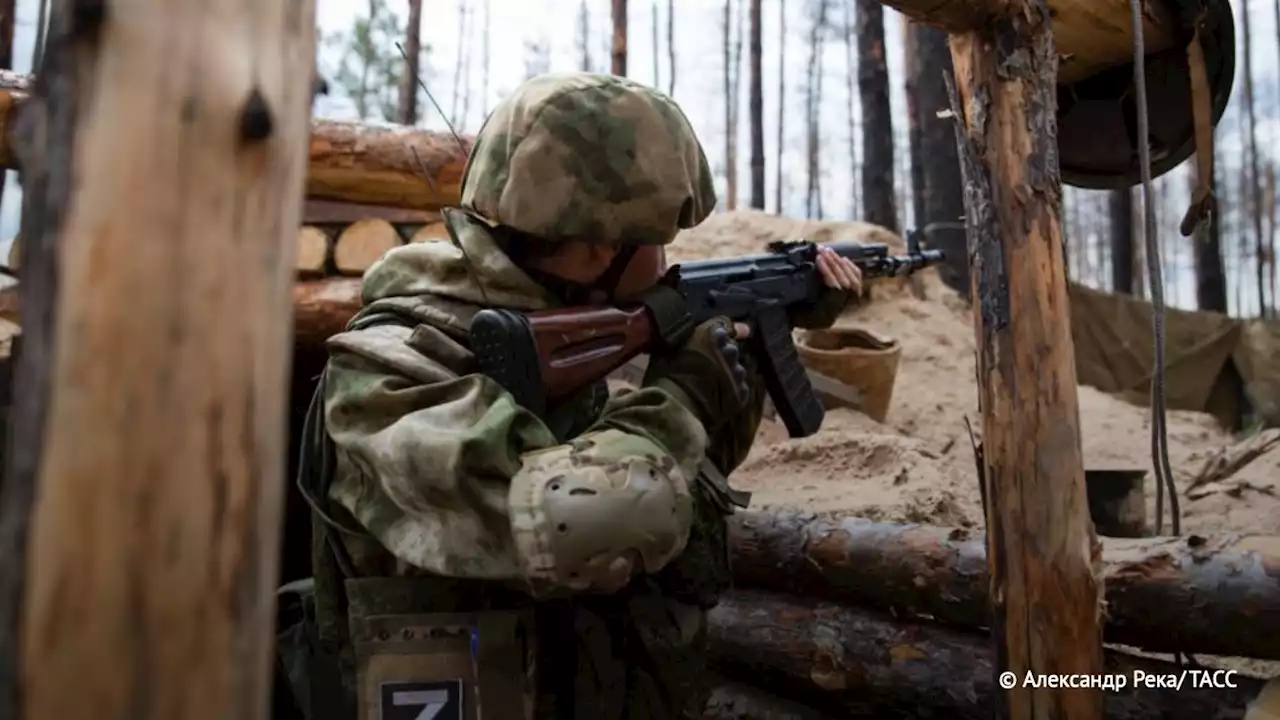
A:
459,72,717,246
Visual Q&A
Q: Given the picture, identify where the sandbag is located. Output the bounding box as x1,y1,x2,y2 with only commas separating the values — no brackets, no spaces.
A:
796,327,901,423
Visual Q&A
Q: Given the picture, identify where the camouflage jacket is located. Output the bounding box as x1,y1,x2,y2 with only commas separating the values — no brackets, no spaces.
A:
303,208,763,592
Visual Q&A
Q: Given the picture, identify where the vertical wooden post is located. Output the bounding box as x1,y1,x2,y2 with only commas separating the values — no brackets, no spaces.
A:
946,1,1105,718
0,0,315,718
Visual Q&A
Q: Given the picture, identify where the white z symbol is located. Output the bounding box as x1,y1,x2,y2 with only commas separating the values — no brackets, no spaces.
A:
392,689,450,720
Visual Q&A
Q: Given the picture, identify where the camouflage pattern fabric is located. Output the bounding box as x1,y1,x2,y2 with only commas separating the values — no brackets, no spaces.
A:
289,72,769,719
460,72,718,246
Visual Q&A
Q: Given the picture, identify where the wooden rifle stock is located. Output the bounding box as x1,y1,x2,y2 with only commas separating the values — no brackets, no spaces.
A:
526,305,654,399
469,304,655,415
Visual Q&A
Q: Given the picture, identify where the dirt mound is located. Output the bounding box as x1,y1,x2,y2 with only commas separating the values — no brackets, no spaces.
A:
674,210,1279,536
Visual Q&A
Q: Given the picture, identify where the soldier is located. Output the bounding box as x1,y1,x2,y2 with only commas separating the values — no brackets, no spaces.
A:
287,71,863,720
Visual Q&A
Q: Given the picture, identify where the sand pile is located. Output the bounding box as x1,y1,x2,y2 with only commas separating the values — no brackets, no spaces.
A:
669,210,1280,535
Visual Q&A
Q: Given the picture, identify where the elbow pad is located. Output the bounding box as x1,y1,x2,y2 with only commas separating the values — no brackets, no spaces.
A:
508,429,695,597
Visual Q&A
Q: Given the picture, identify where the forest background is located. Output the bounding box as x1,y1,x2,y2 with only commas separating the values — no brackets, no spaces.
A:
0,0,1276,317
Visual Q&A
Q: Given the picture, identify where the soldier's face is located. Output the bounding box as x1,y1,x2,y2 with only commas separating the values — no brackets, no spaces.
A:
530,242,666,303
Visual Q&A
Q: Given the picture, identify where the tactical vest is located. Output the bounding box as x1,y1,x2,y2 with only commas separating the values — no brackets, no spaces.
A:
275,298,744,720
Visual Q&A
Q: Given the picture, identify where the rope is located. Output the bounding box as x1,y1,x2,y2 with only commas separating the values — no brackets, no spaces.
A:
1128,0,1181,537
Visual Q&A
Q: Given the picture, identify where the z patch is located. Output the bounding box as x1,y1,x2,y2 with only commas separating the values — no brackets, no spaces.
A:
379,680,464,720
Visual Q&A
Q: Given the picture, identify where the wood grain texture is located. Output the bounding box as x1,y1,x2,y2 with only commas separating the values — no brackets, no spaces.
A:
947,1,1105,717
707,590,1264,720
4,0,316,718
878,0,1174,84
728,509,1280,661
0,72,473,210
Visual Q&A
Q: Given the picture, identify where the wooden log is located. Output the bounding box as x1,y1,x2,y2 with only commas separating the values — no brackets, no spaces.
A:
877,0,1176,84
303,198,440,225
708,590,1265,720
0,276,363,353
293,277,363,349
703,676,842,720
333,218,401,275
728,510,1280,661
3,236,16,273
946,0,1105,716
409,220,450,243
0,72,472,210
307,118,472,211
0,0,315,716
296,226,331,277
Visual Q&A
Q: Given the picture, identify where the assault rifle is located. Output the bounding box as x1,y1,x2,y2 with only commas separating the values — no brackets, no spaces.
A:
470,238,944,438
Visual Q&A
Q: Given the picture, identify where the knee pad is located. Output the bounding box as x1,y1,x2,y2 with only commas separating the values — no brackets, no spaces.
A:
509,430,695,597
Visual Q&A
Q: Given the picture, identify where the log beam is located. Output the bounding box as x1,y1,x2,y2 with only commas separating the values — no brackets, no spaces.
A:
0,2,315,718
729,510,1280,661
0,72,472,211
945,0,1104,716
878,0,1176,84
708,590,1264,720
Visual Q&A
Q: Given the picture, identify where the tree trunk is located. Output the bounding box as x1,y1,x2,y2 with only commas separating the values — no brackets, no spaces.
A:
1242,0,1266,317
856,0,897,233
578,0,592,72
397,0,424,125
748,0,764,209
803,1,825,218
723,0,737,210
773,0,785,213
667,0,676,95
728,509,1280,661
914,24,966,293
652,0,660,85
611,0,628,75
904,22,925,229
1110,188,1134,294
842,0,858,219
947,3,1104,716
29,0,47,72
0,0,314,717
708,590,1263,720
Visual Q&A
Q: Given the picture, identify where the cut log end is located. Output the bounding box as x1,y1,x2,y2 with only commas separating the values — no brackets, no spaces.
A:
409,221,450,244
334,218,402,276
295,226,330,277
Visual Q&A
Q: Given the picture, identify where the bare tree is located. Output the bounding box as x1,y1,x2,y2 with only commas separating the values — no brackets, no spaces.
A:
1242,0,1267,316
612,0,628,75
30,0,48,71
667,0,676,95
653,0,660,85
397,0,424,125
451,0,469,126
1110,189,1134,293
912,23,965,292
774,0,787,213
749,0,765,208
904,21,922,227
578,0,592,72
844,0,859,219
482,0,491,116
855,0,896,232
723,0,739,210
804,0,828,218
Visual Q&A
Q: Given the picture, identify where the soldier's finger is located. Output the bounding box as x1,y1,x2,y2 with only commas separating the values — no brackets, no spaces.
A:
816,251,842,288
732,322,751,339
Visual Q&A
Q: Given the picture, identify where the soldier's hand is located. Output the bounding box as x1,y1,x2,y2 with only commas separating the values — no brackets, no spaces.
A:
643,316,752,430
791,245,865,330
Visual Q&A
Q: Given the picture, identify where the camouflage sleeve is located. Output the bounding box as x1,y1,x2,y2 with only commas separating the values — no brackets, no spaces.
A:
322,325,709,595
